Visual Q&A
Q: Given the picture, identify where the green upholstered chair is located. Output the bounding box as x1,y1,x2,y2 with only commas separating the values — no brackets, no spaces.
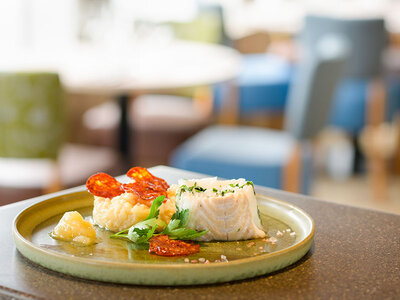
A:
0,72,65,159
0,72,119,205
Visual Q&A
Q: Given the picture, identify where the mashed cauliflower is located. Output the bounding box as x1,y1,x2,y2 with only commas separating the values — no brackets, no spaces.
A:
92,189,176,232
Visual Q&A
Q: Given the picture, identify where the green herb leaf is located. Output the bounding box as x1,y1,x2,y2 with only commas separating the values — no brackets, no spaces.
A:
110,196,207,245
127,218,164,244
171,207,189,227
257,207,263,225
145,195,165,220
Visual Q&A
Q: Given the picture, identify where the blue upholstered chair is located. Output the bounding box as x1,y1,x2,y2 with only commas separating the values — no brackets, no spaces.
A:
302,15,388,136
170,35,349,194
213,54,293,115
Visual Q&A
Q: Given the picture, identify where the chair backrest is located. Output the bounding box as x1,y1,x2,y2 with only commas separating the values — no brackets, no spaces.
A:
284,34,349,139
302,15,387,78
0,72,65,159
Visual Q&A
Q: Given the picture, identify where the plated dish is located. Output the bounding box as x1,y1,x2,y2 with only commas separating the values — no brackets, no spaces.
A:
13,167,315,285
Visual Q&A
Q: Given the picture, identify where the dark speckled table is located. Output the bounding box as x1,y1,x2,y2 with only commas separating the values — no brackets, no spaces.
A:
1,166,399,300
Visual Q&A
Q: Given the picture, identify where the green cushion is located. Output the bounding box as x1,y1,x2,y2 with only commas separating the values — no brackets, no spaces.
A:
171,10,223,44
0,72,65,159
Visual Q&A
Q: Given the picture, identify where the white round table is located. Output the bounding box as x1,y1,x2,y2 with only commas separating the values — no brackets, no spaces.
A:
1,40,240,94
0,40,241,166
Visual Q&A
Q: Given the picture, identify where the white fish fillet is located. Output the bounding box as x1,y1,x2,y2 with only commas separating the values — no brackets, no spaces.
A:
172,177,266,241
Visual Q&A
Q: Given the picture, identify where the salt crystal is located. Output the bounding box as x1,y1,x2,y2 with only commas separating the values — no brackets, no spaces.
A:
276,230,283,237
268,237,277,243
290,232,296,237
205,260,210,264
221,255,227,261
199,258,206,263
286,229,291,232
191,260,198,264
184,258,189,263
236,248,242,251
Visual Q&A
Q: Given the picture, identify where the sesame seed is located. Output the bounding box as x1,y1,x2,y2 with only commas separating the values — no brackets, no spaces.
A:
276,230,283,237
215,260,221,263
221,255,227,260
199,258,206,263
184,258,189,263
191,260,198,264
236,247,242,251
286,229,291,232
268,237,277,243
290,232,296,237
247,242,255,247
259,246,263,250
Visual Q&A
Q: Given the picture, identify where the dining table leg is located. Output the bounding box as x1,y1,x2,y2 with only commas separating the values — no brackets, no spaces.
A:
117,94,132,171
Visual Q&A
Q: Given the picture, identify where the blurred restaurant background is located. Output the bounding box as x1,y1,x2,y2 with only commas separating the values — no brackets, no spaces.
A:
0,0,399,214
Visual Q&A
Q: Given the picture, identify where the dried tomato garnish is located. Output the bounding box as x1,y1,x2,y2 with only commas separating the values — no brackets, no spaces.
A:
86,167,169,203
123,182,166,202
86,173,124,198
127,167,169,190
149,235,200,256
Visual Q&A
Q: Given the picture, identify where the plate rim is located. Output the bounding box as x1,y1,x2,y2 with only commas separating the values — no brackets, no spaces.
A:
13,190,315,270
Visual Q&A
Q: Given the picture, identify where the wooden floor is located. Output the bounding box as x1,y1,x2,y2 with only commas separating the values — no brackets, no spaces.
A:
311,174,400,215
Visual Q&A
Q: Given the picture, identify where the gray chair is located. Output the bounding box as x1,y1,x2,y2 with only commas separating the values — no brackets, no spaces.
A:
302,15,388,136
170,34,349,194
303,15,386,78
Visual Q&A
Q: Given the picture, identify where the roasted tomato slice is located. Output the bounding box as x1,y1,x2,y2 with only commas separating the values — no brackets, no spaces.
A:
86,173,124,198
149,235,200,256
127,167,169,190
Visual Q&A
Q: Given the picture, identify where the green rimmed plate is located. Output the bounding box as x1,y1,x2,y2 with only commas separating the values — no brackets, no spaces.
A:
13,191,314,285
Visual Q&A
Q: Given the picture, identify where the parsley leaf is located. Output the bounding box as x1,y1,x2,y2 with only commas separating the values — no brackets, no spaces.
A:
110,196,207,244
145,195,165,220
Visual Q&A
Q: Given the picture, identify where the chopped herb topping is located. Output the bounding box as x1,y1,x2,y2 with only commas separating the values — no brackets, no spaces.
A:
212,181,256,196
221,189,235,196
179,180,255,197
194,186,207,192
179,183,207,195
